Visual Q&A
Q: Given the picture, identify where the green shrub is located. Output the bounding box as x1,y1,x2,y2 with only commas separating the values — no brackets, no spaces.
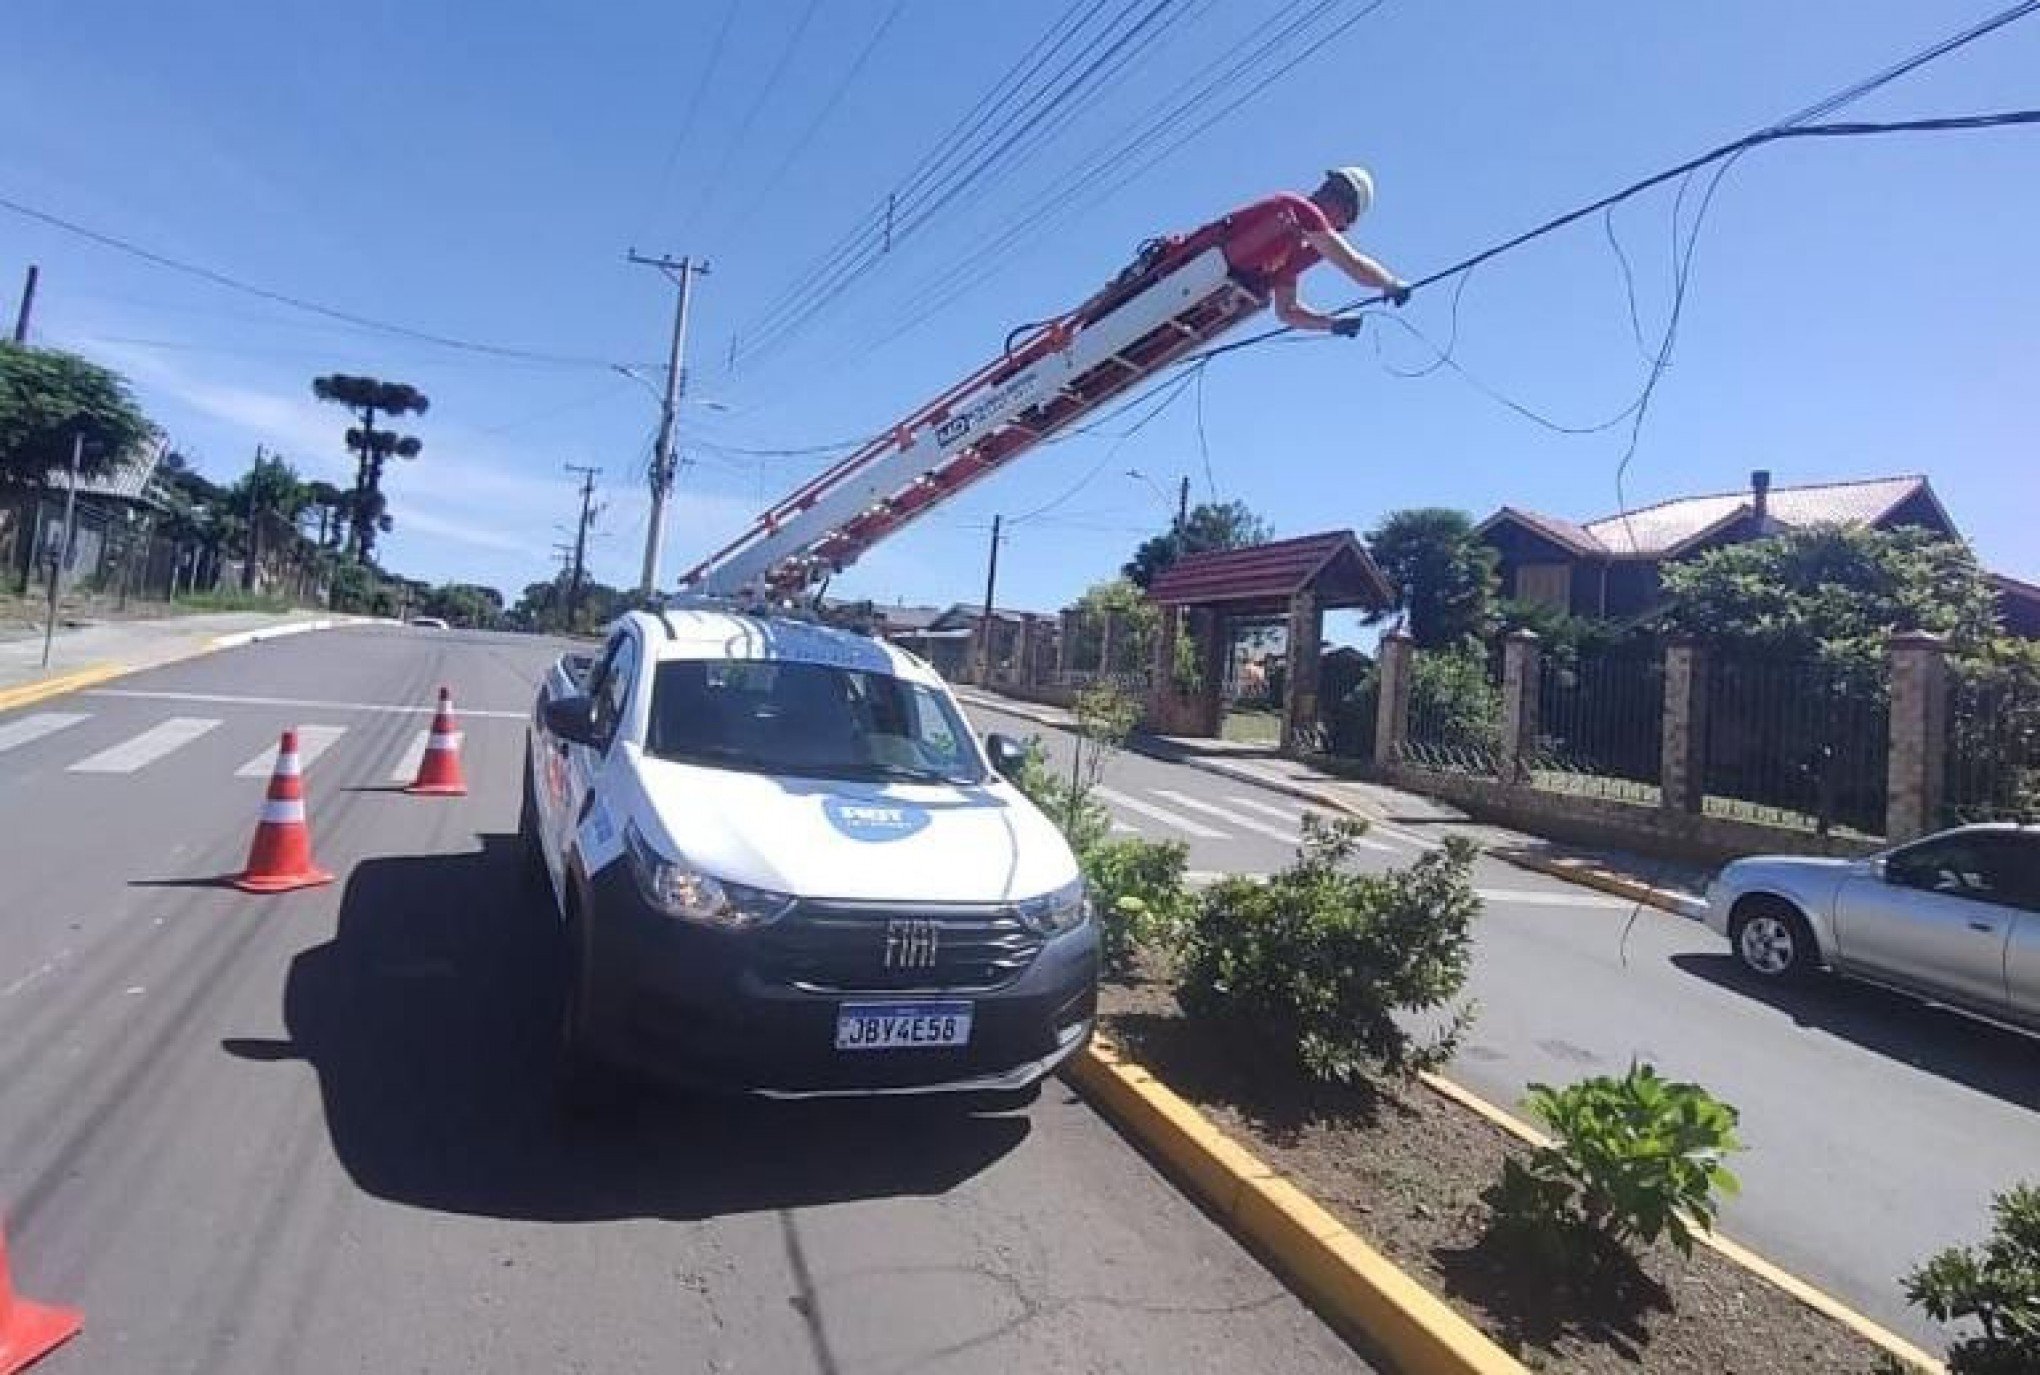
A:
1484,1063,1742,1273
1176,817,1481,1082
1903,1182,2040,1374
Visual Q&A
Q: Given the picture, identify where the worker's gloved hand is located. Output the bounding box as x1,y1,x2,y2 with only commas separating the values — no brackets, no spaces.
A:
1384,280,1412,308
1329,316,1365,338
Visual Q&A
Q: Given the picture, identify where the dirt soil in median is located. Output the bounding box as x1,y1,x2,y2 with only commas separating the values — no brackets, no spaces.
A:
1097,961,1893,1374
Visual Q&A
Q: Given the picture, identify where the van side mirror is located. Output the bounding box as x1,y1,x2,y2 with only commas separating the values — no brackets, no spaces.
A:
984,732,1029,780
543,694,599,748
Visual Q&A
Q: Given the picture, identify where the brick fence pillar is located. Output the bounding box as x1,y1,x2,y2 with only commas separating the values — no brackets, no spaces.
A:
1660,640,1708,814
1056,609,1078,677
1283,589,1323,752
1374,629,1413,770
1886,630,1949,842
1499,629,1541,783
1098,611,1121,679
1016,614,1039,686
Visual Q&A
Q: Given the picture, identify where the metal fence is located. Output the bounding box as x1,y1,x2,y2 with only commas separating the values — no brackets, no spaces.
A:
1399,649,1504,775
1945,660,2040,823
1327,676,1379,761
1526,651,1664,804
1702,655,1887,836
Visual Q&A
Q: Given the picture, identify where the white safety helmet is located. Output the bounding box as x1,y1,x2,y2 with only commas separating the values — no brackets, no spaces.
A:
1324,166,1375,220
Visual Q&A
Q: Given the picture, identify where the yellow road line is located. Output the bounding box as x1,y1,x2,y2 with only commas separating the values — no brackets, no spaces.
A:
0,662,129,714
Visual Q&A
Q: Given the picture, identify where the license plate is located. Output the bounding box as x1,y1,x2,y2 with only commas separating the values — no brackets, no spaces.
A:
835,1001,973,1051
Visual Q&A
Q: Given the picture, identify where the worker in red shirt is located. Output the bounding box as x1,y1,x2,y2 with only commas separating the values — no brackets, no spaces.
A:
1211,167,1409,335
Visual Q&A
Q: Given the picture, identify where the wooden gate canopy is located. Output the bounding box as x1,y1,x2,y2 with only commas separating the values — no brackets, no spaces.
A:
1146,530,1393,617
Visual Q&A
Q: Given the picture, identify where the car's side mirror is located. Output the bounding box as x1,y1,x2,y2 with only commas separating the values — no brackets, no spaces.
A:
1867,856,1889,882
543,694,600,748
984,732,1028,780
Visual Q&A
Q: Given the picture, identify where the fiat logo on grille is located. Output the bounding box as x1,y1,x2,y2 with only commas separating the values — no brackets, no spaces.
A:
883,918,940,970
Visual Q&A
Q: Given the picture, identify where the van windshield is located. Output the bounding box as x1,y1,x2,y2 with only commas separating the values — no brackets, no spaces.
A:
646,659,988,785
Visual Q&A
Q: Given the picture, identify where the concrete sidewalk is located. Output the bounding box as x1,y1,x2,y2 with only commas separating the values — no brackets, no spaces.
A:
0,609,354,697
956,685,1714,918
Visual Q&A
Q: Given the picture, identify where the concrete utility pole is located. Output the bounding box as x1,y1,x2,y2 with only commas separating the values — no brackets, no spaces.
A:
1176,475,1190,535
243,444,265,593
13,264,38,342
626,250,709,597
976,514,1003,683
564,462,601,629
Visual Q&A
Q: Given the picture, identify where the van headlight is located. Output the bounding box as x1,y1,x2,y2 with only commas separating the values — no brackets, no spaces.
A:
1014,877,1090,935
624,822,794,929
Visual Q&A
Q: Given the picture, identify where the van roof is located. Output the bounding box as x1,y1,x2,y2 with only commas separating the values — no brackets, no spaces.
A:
613,608,944,687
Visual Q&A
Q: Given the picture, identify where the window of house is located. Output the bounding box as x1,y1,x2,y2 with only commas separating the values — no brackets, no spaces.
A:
1515,562,1572,611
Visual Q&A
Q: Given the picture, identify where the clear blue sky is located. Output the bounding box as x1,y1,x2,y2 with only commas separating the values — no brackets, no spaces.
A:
4,0,2035,632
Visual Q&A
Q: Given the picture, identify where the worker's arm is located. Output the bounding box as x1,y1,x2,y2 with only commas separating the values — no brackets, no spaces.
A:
1269,278,1340,333
1302,229,1405,296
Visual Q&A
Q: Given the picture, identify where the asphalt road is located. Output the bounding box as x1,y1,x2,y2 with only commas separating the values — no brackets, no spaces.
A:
965,700,2040,1347
0,626,1364,1375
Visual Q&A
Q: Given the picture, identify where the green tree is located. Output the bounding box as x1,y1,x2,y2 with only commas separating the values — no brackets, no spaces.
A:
301,479,346,548
421,581,504,628
0,342,156,488
1658,525,1998,672
311,374,428,560
226,453,308,590
1364,508,1499,650
1122,500,1271,591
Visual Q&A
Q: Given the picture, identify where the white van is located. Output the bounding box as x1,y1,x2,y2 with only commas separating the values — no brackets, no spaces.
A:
524,607,1097,1104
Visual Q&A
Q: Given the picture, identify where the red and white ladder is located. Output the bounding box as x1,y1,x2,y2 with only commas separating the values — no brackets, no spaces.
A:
681,232,1261,600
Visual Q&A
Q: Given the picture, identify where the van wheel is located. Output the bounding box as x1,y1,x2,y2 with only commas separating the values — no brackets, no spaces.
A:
1731,900,1816,982
557,904,628,1118
518,744,546,886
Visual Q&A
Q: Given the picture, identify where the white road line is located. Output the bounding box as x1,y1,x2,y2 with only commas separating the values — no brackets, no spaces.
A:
1092,785,1229,839
1158,788,1398,853
1476,887,1629,909
390,730,430,783
235,725,349,778
85,689,526,720
68,717,220,774
1222,792,1317,825
0,712,88,755
1110,819,1141,835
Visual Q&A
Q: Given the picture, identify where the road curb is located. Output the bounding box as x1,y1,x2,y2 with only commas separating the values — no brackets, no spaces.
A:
1413,1070,1947,1374
1487,848,1706,919
0,662,130,714
1067,1039,1529,1375
0,617,355,716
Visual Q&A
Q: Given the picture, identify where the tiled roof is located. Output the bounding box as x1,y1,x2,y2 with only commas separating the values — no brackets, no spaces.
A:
1488,476,1933,560
1148,530,1392,609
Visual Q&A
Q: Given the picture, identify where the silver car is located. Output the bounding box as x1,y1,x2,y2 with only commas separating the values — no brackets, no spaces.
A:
1704,823,2040,1030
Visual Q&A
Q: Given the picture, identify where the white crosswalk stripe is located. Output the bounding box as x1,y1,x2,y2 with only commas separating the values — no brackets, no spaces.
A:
0,712,88,756
390,729,430,783
1156,788,1398,853
234,725,349,778
1092,785,1228,839
1221,792,1322,825
68,717,220,774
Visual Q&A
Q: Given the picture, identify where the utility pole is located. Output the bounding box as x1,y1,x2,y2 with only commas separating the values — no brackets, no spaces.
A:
564,462,601,629
40,431,84,669
975,514,1003,684
12,264,38,343
626,250,708,597
1176,475,1190,536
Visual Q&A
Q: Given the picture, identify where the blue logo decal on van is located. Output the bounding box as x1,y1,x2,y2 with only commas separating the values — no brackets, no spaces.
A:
823,797,932,843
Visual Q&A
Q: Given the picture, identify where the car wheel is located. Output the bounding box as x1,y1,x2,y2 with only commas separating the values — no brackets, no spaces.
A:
518,744,546,886
556,903,628,1118
1731,900,1815,981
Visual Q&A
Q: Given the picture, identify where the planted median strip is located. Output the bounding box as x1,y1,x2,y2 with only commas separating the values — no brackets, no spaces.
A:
1034,684,1952,1372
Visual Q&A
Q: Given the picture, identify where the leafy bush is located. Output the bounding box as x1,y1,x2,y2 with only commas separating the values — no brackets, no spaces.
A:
1903,1182,2040,1374
1405,643,1503,766
1176,817,1480,1082
1483,1063,1742,1274
1009,736,1189,973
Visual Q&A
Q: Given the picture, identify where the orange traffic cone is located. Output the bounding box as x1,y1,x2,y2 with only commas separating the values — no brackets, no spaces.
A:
0,1216,81,1375
234,729,335,894
406,687,468,797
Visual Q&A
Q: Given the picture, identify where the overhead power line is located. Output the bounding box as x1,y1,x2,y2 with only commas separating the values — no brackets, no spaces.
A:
676,0,827,243
0,192,638,370
635,0,743,242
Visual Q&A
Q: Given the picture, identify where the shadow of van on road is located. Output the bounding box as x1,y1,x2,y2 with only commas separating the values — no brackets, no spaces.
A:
1672,952,2040,1115
224,834,1029,1222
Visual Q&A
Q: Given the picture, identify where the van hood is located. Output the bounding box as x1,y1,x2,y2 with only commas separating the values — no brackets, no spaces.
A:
631,757,1079,903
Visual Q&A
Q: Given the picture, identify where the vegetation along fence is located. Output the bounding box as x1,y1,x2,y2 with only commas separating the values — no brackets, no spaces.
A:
1702,655,1887,837
1399,648,1503,776
1526,650,1664,804
1945,659,2040,823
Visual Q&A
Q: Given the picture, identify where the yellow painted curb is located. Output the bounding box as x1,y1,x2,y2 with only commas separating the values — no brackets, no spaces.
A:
0,661,128,714
1069,1041,1528,1375
1492,849,1703,918
1415,1070,1947,1374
